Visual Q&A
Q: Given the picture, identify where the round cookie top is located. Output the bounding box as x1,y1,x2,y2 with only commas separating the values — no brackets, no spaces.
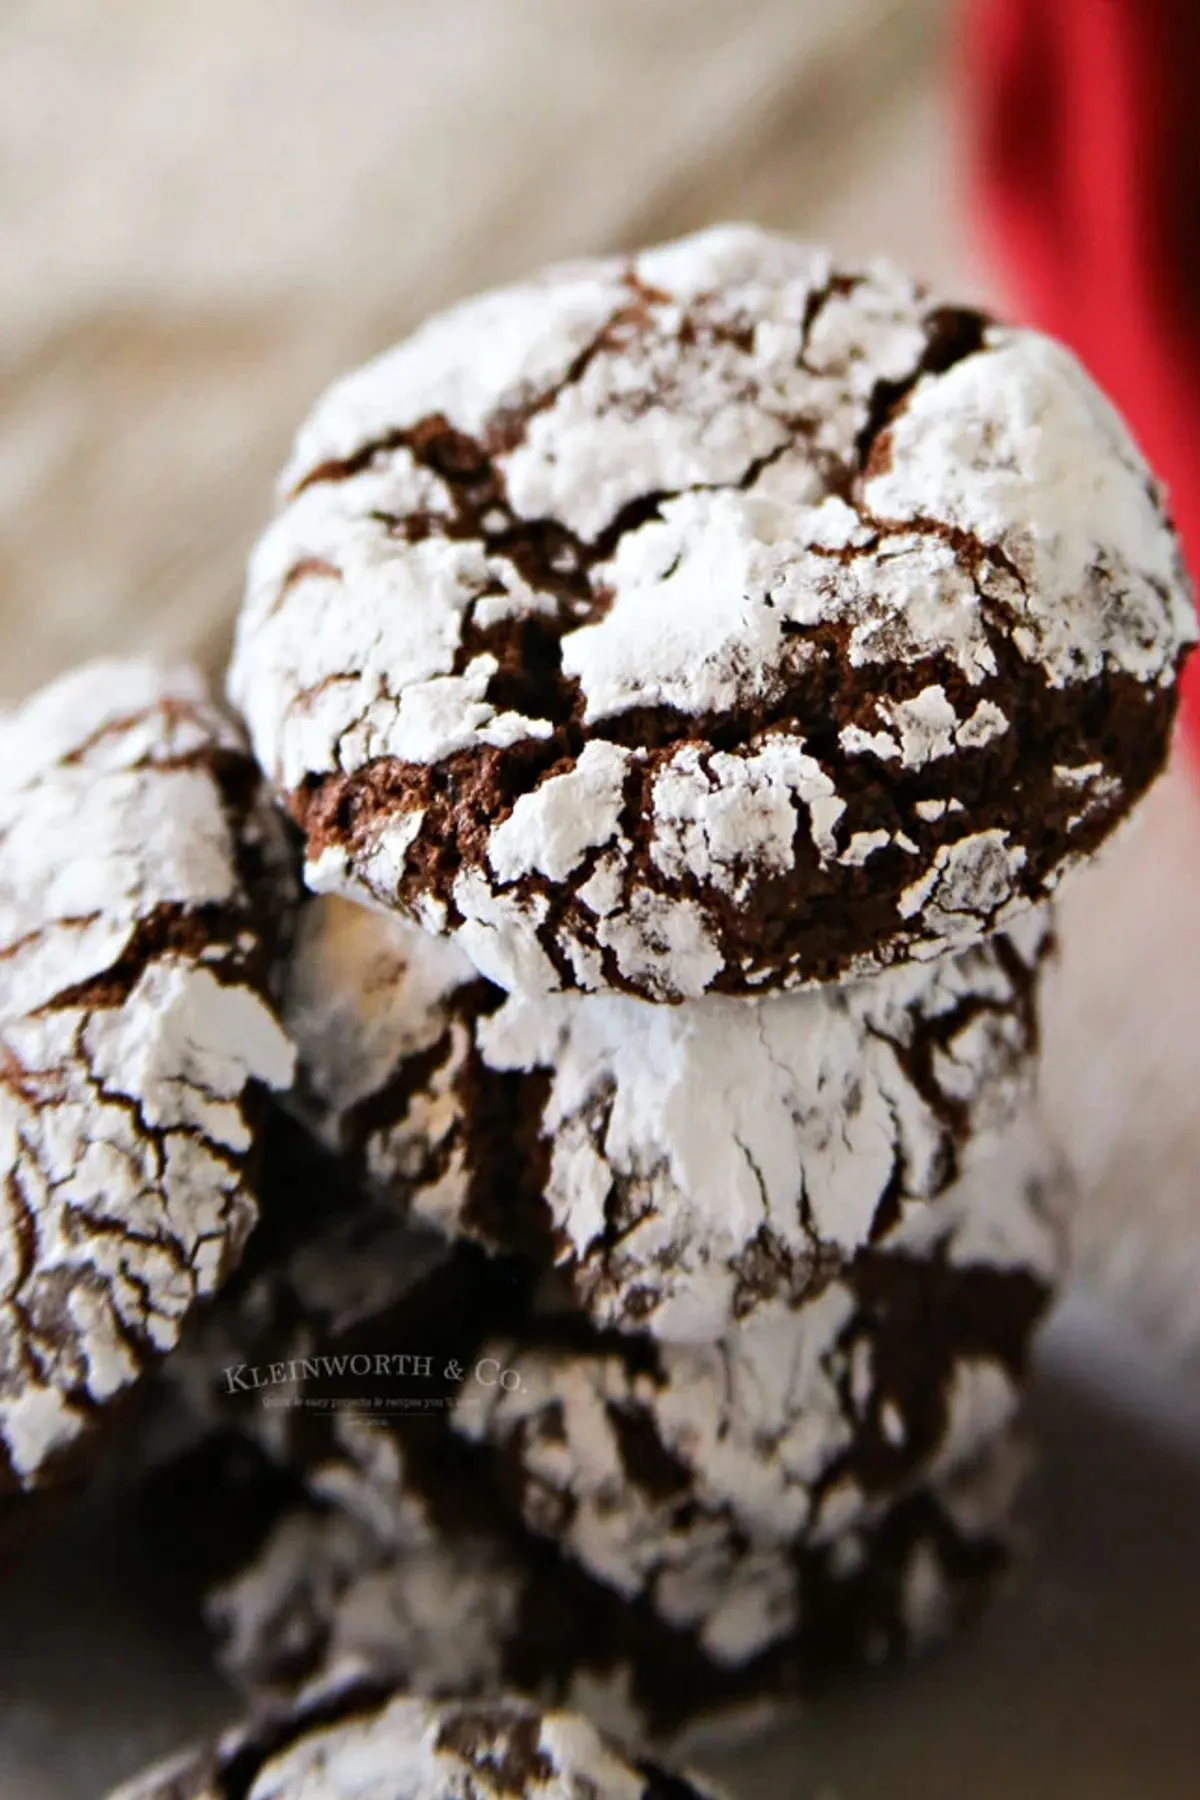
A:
231,223,1195,1000
109,1679,727,1800
282,894,1049,1343
0,658,295,1529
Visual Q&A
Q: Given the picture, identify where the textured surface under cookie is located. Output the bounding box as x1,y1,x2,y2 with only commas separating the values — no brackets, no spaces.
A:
107,1677,727,1800
451,1113,1061,1658
229,223,1195,1000
0,658,295,1528
204,1410,1027,1751
282,893,1050,1342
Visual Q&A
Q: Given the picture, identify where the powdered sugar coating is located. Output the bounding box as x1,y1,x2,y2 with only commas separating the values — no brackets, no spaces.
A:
452,1113,1061,1655
230,223,1195,999
144,1124,1046,1740
0,659,295,1509
207,1475,527,1717
278,899,491,1247
281,896,486,1240
281,895,1049,1343
205,1411,1027,1749
107,1681,727,1800
182,1114,1055,1702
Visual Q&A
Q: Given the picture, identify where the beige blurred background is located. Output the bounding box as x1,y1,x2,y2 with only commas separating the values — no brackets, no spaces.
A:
1,4,1199,1795
0,0,960,692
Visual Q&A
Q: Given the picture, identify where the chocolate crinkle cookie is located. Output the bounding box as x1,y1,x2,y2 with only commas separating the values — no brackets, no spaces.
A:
280,892,1050,1341
107,1679,729,1800
0,658,295,1548
200,1410,1026,1751
453,1115,1062,1657
126,1103,1056,1741
229,222,1195,1001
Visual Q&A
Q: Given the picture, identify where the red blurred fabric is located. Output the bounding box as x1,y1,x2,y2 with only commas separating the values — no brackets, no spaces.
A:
962,0,1200,759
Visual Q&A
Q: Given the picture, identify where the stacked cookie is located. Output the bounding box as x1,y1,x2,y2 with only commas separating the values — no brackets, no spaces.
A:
0,225,1193,1784
143,943,1055,1742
